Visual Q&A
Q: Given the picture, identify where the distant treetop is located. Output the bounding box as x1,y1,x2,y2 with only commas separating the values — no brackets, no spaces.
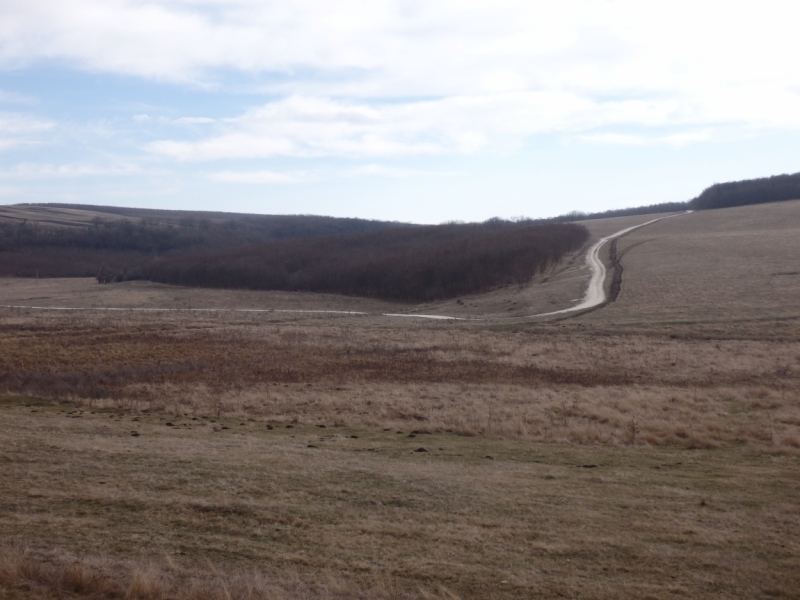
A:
688,172,800,211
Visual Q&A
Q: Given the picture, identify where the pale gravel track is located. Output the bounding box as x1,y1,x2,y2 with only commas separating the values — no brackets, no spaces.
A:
382,211,692,320
0,212,692,322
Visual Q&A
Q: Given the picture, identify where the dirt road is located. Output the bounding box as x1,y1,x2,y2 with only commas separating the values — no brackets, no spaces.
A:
530,211,692,318
0,212,691,321
382,211,692,320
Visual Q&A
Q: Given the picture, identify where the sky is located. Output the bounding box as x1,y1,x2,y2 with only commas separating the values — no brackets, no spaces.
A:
1,1,800,224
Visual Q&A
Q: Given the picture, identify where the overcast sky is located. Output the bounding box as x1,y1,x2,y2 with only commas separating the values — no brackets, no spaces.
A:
2,0,800,223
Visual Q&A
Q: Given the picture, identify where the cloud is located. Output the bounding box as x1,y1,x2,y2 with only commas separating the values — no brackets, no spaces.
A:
174,117,216,125
578,130,712,147
5,0,800,171
0,112,55,150
1,1,799,112
209,170,301,184
149,92,695,160
6,162,150,177
208,163,442,184
348,164,428,178
0,112,54,134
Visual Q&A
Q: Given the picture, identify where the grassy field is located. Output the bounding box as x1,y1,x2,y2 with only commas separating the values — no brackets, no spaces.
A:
0,205,133,229
2,393,799,600
586,200,800,325
1,201,800,598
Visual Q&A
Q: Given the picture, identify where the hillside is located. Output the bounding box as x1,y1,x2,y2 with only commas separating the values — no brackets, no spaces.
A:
0,204,407,278
543,171,800,223
143,222,589,302
0,203,404,235
579,199,800,326
688,171,800,210
0,203,589,302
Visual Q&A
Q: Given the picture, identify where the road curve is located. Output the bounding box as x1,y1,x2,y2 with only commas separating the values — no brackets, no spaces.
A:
527,211,692,318
377,210,693,320
0,212,691,322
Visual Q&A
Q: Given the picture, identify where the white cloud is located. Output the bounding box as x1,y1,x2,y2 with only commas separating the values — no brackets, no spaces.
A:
0,2,798,101
0,112,55,150
6,162,150,177
578,130,712,147
174,116,216,125
4,0,800,167
147,92,720,160
0,112,54,134
209,170,301,184
208,163,440,184
348,164,428,178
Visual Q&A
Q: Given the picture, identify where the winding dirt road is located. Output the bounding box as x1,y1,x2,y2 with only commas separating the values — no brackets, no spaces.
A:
0,212,691,321
528,211,692,318
380,211,692,320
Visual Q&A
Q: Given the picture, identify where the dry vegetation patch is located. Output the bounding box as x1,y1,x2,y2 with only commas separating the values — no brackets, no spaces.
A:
584,200,800,325
1,307,798,452
1,397,799,599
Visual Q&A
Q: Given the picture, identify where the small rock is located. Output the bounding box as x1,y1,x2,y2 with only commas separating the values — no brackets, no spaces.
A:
285,425,293,429
307,444,317,448
131,431,139,437
414,448,428,453
484,455,494,460
165,422,174,427
350,435,358,439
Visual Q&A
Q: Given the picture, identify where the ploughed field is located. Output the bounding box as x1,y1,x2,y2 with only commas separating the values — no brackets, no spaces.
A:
1,200,800,599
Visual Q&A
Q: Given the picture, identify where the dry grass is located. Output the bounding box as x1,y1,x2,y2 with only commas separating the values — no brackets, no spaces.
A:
1,396,800,599
1,306,798,452
0,545,457,600
585,200,800,325
2,201,800,598
0,205,135,229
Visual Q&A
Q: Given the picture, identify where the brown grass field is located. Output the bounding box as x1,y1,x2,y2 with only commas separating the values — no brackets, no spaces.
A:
1,201,800,599
0,206,134,229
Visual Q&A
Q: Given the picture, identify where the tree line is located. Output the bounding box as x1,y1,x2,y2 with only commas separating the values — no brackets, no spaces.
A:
0,212,405,278
142,222,589,302
544,171,800,222
688,172,800,210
